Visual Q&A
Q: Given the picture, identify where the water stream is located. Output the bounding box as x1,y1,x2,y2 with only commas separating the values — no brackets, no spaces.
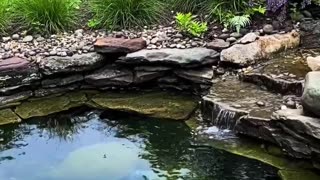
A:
0,109,279,180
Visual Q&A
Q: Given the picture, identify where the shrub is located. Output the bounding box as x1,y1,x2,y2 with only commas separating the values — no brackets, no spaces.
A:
12,0,81,34
0,0,11,33
229,15,251,33
89,0,166,30
175,13,208,37
169,0,206,13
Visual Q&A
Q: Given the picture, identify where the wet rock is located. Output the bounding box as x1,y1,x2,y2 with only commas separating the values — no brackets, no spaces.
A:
307,56,320,71
89,92,198,120
34,84,79,97
206,39,230,50
0,57,41,88
41,74,84,88
134,66,170,84
174,68,213,84
39,53,105,75
85,65,133,87
302,72,320,117
263,24,274,34
239,33,259,44
0,91,33,108
118,48,220,68
15,92,87,119
220,31,300,66
94,38,146,54
0,109,21,126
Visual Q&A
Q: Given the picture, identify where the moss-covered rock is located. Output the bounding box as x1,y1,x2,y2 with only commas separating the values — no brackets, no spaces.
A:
89,92,198,120
15,92,87,119
0,109,21,125
278,170,320,180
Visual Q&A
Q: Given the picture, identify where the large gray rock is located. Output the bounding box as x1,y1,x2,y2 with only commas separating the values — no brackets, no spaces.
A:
0,57,41,88
302,72,320,117
133,66,170,84
85,65,133,87
39,53,105,75
220,31,300,66
118,48,220,67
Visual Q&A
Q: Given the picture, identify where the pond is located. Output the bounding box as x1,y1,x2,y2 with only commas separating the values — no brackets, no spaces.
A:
0,109,280,180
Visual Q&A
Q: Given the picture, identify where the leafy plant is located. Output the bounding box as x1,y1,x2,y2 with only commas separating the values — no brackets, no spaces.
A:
0,0,11,33
229,15,251,33
175,12,207,37
169,0,206,13
89,0,165,30
12,0,81,34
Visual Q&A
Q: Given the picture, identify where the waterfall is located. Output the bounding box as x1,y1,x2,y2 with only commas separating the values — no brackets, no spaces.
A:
202,96,248,130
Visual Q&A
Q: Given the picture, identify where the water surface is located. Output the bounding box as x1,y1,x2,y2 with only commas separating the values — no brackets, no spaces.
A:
0,110,279,180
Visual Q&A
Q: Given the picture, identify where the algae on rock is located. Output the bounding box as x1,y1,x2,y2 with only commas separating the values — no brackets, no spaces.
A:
0,109,21,125
89,92,198,120
15,92,87,119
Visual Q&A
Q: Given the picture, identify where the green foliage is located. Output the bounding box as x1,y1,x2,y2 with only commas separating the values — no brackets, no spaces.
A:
89,0,165,30
12,0,81,34
229,15,251,33
169,0,206,13
0,0,11,33
175,12,207,37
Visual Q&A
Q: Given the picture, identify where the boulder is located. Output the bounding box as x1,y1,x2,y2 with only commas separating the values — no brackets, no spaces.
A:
0,57,40,88
85,65,133,87
206,39,230,50
118,48,220,67
94,38,146,54
0,109,21,126
302,72,320,117
39,53,105,75
220,31,300,66
307,56,320,71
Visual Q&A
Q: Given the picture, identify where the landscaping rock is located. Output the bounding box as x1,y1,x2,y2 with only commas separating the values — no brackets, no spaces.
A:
15,92,87,119
239,32,259,44
206,39,230,50
0,109,21,126
85,65,134,87
39,53,105,75
134,66,170,84
0,57,41,88
174,68,213,84
41,74,84,88
302,72,320,117
221,31,300,66
89,92,198,120
0,91,33,108
94,38,146,54
263,24,274,34
307,56,320,71
22,35,33,42
118,48,220,67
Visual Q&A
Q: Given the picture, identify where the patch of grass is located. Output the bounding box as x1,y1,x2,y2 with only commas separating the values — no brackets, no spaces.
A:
0,0,11,34
89,0,166,30
169,0,207,13
12,0,81,34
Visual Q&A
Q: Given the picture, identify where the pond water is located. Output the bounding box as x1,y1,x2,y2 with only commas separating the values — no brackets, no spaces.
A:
0,110,280,180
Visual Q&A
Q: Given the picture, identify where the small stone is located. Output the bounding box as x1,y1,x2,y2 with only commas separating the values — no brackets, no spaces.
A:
173,38,180,43
12,34,20,40
263,24,274,34
169,44,176,48
219,33,230,40
215,67,225,75
285,100,296,109
28,51,36,56
60,52,67,57
230,32,242,38
49,50,57,56
256,101,266,107
2,36,11,42
22,35,33,42
150,37,158,44
36,37,45,42
226,37,237,42
174,33,183,38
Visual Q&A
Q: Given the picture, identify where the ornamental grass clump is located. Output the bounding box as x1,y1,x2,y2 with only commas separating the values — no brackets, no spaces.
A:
0,0,11,33
12,0,81,34
89,0,165,30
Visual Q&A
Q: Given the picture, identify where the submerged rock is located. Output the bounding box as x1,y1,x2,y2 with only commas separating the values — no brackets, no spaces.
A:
220,31,300,66
89,92,198,120
15,92,87,119
0,57,41,88
302,72,320,117
118,48,220,67
0,109,21,125
39,53,105,75
94,37,146,54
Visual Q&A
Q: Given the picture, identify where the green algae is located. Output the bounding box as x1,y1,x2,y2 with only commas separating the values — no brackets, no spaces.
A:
89,92,199,120
15,92,87,119
0,108,21,125
279,170,320,180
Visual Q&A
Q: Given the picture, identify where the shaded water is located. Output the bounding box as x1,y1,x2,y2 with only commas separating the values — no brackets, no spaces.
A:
0,110,280,180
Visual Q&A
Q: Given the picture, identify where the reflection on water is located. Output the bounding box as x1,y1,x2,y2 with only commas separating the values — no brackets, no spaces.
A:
0,110,279,180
